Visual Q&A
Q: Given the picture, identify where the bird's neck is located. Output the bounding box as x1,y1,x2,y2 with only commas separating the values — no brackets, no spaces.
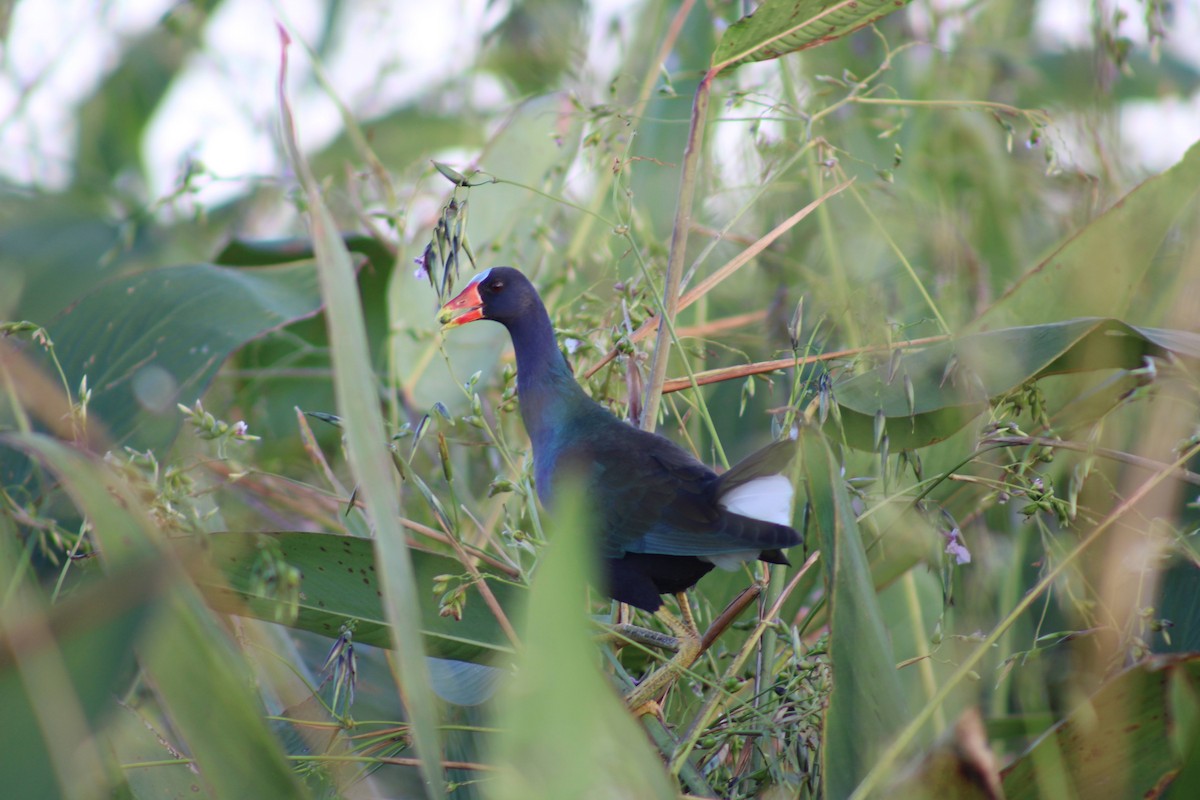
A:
505,307,593,452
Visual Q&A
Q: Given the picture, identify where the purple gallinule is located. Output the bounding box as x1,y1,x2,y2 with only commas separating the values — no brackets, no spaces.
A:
439,267,801,710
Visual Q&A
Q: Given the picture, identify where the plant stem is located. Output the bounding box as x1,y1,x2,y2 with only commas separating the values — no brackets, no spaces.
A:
659,334,950,394
640,70,713,431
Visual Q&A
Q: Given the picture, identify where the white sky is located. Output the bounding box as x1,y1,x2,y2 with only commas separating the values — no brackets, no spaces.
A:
0,0,1197,210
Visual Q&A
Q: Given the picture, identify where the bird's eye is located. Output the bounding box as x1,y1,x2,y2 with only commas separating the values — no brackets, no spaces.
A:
489,279,505,293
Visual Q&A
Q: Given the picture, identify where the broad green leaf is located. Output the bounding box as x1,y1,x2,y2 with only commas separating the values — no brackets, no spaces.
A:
833,318,1200,450
1169,661,1200,798
486,483,677,800
7,434,308,799
971,139,1200,331
214,234,394,275
45,262,323,453
804,434,909,797
199,531,521,663
1158,563,1200,653
712,0,914,73
1002,655,1200,798
428,657,505,706
280,64,446,797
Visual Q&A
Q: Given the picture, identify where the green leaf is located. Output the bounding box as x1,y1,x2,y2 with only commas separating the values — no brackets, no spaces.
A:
712,0,915,72
199,531,521,663
214,234,394,275
432,161,472,186
1001,655,1200,798
486,482,677,800
804,434,909,797
833,318,1200,450
46,262,323,453
971,140,1200,331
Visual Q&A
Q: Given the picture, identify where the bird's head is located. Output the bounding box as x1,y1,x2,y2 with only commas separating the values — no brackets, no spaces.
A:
438,267,536,329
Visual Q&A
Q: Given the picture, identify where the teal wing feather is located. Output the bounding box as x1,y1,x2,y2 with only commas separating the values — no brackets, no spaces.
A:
558,422,798,558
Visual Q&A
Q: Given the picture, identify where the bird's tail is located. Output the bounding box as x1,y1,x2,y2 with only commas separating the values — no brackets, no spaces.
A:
714,439,798,526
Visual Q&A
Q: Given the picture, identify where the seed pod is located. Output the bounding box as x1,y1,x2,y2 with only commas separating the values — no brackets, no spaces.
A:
437,432,453,482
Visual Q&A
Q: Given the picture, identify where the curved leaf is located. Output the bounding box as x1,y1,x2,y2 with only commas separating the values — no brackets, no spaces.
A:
834,318,1200,450
712,0,914,72
282,68,447,794
46,262,323,452
199,531,521,664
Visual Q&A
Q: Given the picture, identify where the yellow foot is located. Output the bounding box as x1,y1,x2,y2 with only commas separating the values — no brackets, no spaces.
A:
622,607,702,711
628,698,664,719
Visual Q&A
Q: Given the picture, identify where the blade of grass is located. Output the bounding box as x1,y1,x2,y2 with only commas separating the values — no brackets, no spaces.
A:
0,520,110,800
806,434,910,797
275,26,445,798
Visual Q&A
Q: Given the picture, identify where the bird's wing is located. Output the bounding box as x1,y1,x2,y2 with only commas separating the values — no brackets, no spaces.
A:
572,426,797,559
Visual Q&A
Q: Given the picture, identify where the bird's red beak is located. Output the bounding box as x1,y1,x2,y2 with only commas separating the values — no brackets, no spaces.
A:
438,280,485,328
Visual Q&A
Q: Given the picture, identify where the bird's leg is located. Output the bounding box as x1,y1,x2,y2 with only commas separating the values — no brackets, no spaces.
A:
675,591,697,633
624,607,702,715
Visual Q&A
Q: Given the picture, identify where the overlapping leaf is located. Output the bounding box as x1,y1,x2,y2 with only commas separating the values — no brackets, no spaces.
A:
832,318,1200,450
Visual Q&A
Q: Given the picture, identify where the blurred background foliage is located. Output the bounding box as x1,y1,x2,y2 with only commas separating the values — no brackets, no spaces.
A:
3,0,1200,798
